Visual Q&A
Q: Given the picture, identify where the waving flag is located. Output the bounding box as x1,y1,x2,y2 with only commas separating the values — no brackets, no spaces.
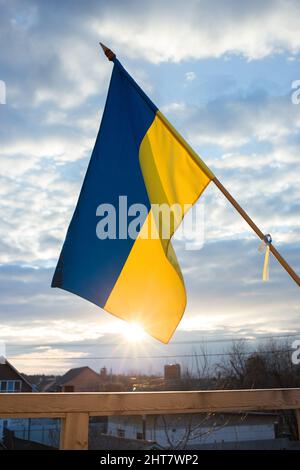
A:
52,58,214,343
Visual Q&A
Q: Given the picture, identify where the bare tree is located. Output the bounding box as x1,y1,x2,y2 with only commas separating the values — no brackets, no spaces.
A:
215,338,300,439
159,413,231,450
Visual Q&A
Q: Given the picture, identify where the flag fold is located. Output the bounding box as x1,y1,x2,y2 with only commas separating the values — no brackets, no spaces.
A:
52,58,214,343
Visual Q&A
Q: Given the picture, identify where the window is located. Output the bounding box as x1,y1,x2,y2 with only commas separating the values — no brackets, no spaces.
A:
0,381,7,392
7,381,14,392
0,380,22,392
117,428,125,438
14,381,21,392
63,385,74,392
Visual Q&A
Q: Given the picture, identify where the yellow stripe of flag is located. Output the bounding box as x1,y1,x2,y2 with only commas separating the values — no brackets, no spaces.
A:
105,111,213,342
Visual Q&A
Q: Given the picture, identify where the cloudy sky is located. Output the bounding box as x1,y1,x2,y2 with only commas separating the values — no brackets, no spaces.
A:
0,0,299,375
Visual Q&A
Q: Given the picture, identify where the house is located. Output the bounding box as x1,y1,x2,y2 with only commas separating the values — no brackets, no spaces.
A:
106,411,279,449
3,365,109,447
89,433,162,450
0,363,108,447
0,359,61,449
44,366,105,392
0,357,33,443
0,356,33,393
2,428,57,450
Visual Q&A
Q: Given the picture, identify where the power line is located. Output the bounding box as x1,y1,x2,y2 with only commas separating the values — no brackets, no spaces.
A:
7,348,295,361
6,332,300,357
170,333,300,345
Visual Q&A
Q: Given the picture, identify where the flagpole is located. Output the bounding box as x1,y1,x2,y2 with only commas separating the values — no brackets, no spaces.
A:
99,43,300,287
100,43,116,61
213,177,300,286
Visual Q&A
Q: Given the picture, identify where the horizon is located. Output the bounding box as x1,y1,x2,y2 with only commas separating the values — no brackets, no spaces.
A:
4,331,300,376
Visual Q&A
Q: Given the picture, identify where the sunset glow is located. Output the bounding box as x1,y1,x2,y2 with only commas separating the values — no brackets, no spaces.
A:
121,322,147,343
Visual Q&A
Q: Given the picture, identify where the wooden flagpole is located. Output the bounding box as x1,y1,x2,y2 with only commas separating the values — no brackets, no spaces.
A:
100,43,115,61
213,177,300,286
99,43,300,287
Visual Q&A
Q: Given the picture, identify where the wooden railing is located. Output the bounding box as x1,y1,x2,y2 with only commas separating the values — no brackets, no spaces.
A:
0,388,300,449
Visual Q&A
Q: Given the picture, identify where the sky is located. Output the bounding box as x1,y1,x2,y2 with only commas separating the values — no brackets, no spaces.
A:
0,0,299,375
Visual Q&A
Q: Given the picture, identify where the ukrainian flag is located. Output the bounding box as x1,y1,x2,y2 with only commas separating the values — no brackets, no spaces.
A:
52,58,214,343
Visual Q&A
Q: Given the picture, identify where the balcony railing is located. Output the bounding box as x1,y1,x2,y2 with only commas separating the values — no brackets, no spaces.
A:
0,388,300,449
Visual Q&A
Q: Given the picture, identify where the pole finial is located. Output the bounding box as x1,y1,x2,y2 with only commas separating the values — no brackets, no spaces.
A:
99,42,116,61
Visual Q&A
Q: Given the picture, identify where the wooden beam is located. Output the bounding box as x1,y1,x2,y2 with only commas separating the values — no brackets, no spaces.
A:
60,412,89,450
0,389,300,417
0,412,66,419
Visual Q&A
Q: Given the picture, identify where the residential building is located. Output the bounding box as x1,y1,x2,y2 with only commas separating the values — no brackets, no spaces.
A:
0,356,33,393
164,364,181,381
0,357,33,443
44,366,105,392
106,412,279,448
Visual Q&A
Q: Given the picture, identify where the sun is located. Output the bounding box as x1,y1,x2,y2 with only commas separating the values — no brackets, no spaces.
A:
121,322,147,343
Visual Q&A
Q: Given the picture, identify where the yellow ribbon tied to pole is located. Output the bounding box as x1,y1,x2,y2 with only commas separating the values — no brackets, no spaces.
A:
259,234,272,281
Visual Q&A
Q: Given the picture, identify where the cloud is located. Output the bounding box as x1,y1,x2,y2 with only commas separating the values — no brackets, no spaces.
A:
1,238,299,374
163,91,300,149
185,72,196,82
0,0,110,109
91,0,300,62
10,346,90,375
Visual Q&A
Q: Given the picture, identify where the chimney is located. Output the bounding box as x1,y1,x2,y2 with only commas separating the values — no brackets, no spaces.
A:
164,363,181,381
100,367,107,379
